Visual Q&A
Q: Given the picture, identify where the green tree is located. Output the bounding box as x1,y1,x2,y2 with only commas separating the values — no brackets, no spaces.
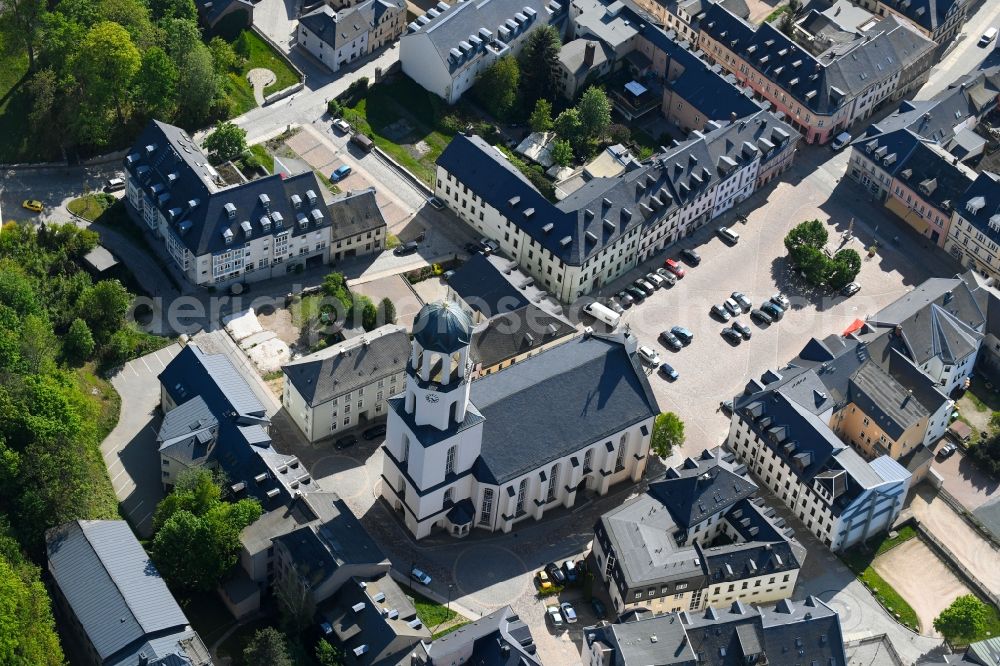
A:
208,35,239,75
554,108,583,146
327,98,343,118
19,314,58,374
315,640,344,666
204,122,248,163
784,220,836,288
551,139,573,167
577,86,611,139
164,18,219,126
784,219,828,252
0,529,65,666
650,412,684,458
0,0,47,70
473,56,519,119
519,25,561,107
97,0,156,47
827,248,861,290
244,628,293,666
360,297,377,332
529,98,553,133
152,467,221,531
80,279,131,343
378,297,396,325
135,46,178,119
74,21,141,126
149,0,197,22
934,595,990,642
63,318,95,364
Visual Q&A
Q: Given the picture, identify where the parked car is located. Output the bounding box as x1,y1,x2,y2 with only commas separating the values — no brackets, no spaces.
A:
331,164,352,182
393,241,419,256
680,248,701,265
720,399,734,416
938,442,958,458
479,238,500,254
711,304,732,322
721,327,742,343
411,567,432,585
732,321,752,340
724,298,741,316
104,177,126,192
638,345,661,366
671,326,693,343
664,258,686,277
831,132,853,150
979,26,997,47
841,281,861,297
544,562,566,585
659,330,682,350
717,226,740,244
645,272,665,289
335,435,358,450
591,598,608,618
560,602,578,624
333,118,351,133
427,196,445,210
750,308,773,325
363,424,386,440
655,268,677,285
659,363,679,380
771,293,791,310
731,291,752,311
351,133,374,152
625,286,646,302
21,199,43,212
617,290,634,307
634,278,655,296
536,569,554,592
562,560,578,583
546,605,565,629
761,301,784,320
608,299,624,314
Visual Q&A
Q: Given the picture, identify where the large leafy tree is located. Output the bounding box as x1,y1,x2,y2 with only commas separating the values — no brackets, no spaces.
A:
0,0,47,70
135,46,178,119
529,98,553,133
204,121,248,163
244,628,293,666
74,21,141,127
551,139,573,167
827,248,861,290
554,108,583,147
650,412,684,458
80,279,131,343
519,25,561,107
577,86,611,140
63,318,95,365
474,55,519,119
934,595,990,642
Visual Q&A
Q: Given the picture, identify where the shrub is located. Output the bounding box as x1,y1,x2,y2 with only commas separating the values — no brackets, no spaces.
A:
327,98,343,117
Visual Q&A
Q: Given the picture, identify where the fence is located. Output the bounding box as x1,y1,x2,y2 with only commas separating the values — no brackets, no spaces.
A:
913,519,1000,610
934,484,1000,550
843,635,907,666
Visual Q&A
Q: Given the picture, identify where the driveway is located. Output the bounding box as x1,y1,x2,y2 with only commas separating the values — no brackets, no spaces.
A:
609,145,953,456
0,163,122,226
872,538,973,636
348,274,425,330
102,344,182,537
928,440,999,512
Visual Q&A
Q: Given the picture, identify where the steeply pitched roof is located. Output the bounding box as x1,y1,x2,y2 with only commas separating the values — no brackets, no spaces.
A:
419,605,542,665
157,395,218,464
436,110,795,266
848,362,928,440
471,304,577,368
447,252,532,317
879,0,963,34
300,0,402,50
45,520,198,664
470,331,660,484
955,172,1000,246
326,187,389,239
282,325,410,406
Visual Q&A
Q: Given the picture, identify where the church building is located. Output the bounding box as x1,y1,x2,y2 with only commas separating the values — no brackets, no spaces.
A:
378,301,661,539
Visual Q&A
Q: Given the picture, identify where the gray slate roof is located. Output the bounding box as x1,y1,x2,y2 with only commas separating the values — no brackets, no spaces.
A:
954,172,1000,248
282,325,410,406
46,520,201,665
471,304,577,368
419,605,541,665
470,330,660,484
326,187,388,239
447,252,531,317
436,109,795,266
300,0,402,50
157,395,218,464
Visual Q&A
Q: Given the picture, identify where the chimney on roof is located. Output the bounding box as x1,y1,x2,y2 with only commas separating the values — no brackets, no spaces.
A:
584,41,597,66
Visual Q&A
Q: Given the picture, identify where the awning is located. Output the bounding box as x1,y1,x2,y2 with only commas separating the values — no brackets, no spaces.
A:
842,319,865,336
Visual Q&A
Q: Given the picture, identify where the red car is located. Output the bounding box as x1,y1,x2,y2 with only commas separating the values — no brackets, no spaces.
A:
664,258,686,278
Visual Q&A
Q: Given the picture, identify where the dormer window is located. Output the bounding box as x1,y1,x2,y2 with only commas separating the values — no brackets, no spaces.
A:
306,189,317,205
260,216,271,231
290,194,302,209
259,193,271,210
225,202,237,219
223,228,234,244
272,211,284,228
311,209,324,224
241,220,252,237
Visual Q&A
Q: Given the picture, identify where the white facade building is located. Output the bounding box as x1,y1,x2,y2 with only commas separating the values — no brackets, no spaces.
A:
379,302,659,539
296,0,405,73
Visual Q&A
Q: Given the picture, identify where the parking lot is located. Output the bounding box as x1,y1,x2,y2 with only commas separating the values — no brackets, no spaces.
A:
604,169,950,455
102,343,182,537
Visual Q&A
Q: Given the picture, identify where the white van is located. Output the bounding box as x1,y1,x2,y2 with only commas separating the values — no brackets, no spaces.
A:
831,132,852,150
584,301,622,328
980,27,997,47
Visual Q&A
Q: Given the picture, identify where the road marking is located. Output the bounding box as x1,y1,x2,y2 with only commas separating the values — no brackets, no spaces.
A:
141,357,152,372
125,500,145,517
129,363,139,376
111,467,128,484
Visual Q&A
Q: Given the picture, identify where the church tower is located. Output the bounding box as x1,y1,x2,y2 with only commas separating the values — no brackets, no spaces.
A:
403,301,473,430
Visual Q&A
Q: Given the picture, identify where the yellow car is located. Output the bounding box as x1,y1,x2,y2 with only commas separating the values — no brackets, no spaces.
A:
21,200,43,212
536,570,553,592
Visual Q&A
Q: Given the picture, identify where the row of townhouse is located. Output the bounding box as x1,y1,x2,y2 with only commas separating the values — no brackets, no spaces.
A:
123,120,386,288
296,0,406,73
593,448,806,616
697,0,935,144
434,108,797,302
855,0,970,43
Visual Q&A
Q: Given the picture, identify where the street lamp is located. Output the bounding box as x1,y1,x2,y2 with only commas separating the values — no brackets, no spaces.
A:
447,584,454,612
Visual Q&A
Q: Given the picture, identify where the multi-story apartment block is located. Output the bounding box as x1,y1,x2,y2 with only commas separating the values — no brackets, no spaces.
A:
400,0,566,104
727,362,912,551
379,302,660,539
435,109,796,302
582,597,848,666
296,0,405,72
946,172,1000,282
123,120,386,288
848,130,974,247
697,2,935,143
631,0,749,42
594,448,805,616
865,0,969,43
282,324,410,442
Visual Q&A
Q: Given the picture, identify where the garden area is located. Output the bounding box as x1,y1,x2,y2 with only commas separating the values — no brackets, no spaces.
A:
952,375,1000,477
411,591,470,639
219,30,301,116
839,526,921,631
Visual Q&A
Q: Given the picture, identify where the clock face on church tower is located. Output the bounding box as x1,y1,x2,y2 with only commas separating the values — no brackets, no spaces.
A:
425,393,440,403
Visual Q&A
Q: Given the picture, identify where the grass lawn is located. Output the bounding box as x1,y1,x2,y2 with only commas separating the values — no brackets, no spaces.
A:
840,526,921,631
409,590,471,639
75,363,122,441
0,50,61,162
248,143,273,173
315,170,343,196
221,30,301,116
344,77,454,185
68,193,116,221
764,5,791,22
